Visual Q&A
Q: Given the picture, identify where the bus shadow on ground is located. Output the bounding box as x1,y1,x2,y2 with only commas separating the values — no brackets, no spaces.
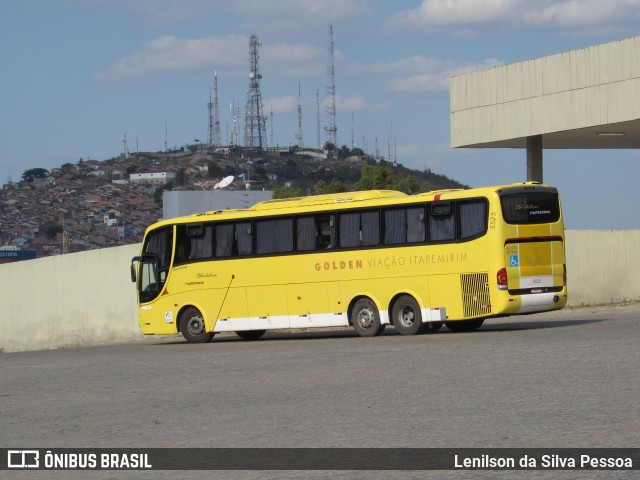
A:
152,318,606,346
470,317,606,333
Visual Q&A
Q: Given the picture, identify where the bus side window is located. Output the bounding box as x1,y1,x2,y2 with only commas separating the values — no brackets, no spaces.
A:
384,209,406,244
175,223,213,264
429,202,455,242
407,207,426,243
384,207,426,245
297,215,335,251
256,218,293,255
215,222,252,258
215,224,234,257
339,211,380,248
235,222,252,256
458,200,487,240
317,215,335,249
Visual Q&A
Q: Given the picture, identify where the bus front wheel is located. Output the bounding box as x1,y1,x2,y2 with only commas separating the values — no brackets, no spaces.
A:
391,295,424,336
351,298,385,337
445,318,484,332
180,307,214,343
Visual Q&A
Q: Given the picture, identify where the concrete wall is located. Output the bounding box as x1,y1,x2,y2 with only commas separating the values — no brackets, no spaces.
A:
0,244,141,353
565,230,640,307
1,231,639,353
163,190,272,219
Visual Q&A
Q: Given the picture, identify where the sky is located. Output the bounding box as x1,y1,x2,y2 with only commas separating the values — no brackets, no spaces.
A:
2,0,640,229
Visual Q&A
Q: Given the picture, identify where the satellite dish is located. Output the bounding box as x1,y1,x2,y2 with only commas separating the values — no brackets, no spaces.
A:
215,175,234,190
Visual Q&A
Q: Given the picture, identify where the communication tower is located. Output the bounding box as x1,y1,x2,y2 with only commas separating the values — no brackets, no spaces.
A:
207,87,213,146
230,99,239,147
212,71,222,146
316,90,321,149
296,82,304,148
324,24,338,146
270,105,274,147
244,34,266,148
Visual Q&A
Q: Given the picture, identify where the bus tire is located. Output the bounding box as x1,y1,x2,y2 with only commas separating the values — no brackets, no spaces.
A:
351,298,385,337
180,307,214,343
236,330,266,341
391,295,424,336
445,318,485,332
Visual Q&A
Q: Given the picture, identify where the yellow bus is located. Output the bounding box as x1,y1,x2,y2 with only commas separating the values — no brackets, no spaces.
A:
131,182,567,343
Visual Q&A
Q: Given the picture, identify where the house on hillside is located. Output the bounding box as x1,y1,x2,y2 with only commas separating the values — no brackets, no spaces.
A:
129,172,176,185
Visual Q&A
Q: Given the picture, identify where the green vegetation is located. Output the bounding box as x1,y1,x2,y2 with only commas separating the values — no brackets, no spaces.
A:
273,186,303,199
21,168,49,182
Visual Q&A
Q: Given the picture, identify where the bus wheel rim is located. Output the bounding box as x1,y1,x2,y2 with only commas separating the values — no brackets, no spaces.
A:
357,307,375,329
398,306,416,327
187,315,204,335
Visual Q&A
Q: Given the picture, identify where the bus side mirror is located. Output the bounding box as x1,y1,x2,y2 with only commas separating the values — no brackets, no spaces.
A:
130,256,140,283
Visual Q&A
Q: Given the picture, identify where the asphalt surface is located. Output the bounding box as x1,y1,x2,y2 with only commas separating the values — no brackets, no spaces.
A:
1,303,639,479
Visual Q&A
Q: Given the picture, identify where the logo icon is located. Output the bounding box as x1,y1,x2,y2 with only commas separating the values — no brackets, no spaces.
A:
509,255,519,267
8,450,40,468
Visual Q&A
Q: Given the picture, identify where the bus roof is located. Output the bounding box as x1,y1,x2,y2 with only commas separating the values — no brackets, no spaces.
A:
149,182,555,230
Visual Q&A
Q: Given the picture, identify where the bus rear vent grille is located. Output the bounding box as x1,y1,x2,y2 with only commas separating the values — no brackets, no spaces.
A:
460,273,492,318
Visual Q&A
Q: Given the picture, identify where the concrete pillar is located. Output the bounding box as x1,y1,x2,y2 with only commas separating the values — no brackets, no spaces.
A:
526,135,543,182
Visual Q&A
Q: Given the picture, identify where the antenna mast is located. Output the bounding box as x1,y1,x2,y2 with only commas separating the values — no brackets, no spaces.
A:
324,24,338,147
213,71,221,147
296,82,304,148
230,99,238,147
207,86,214,146
244,34,266,148
270,105,274,147
316,90,321,149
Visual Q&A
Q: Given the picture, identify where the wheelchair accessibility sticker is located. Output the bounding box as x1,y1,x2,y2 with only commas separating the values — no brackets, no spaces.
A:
509,255,519,267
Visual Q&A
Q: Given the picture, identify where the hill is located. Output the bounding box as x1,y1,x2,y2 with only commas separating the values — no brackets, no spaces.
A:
0,146,466,257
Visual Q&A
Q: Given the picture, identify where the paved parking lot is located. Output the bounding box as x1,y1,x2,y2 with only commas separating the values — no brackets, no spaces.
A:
1,304,639,479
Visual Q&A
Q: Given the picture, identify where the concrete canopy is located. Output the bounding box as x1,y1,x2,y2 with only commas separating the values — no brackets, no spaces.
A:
450,36,640,152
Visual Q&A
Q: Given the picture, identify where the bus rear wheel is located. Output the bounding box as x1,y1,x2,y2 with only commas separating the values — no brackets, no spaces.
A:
236,330,266,341
180,307,214,343
351,298,385,337
445,318,485,332
391,295,424,336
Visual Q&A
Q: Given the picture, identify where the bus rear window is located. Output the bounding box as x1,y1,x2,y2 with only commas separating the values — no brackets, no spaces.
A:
500,192,560,224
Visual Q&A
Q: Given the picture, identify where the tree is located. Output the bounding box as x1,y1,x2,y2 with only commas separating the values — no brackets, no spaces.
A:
338,145,351,159
355,165,397,190
314,178,346,195
395,176,422,194
45,223,63,239
21,168,48,182
273,186,303,199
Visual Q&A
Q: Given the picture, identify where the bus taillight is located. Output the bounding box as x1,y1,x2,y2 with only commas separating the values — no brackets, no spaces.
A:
497,268,508,290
